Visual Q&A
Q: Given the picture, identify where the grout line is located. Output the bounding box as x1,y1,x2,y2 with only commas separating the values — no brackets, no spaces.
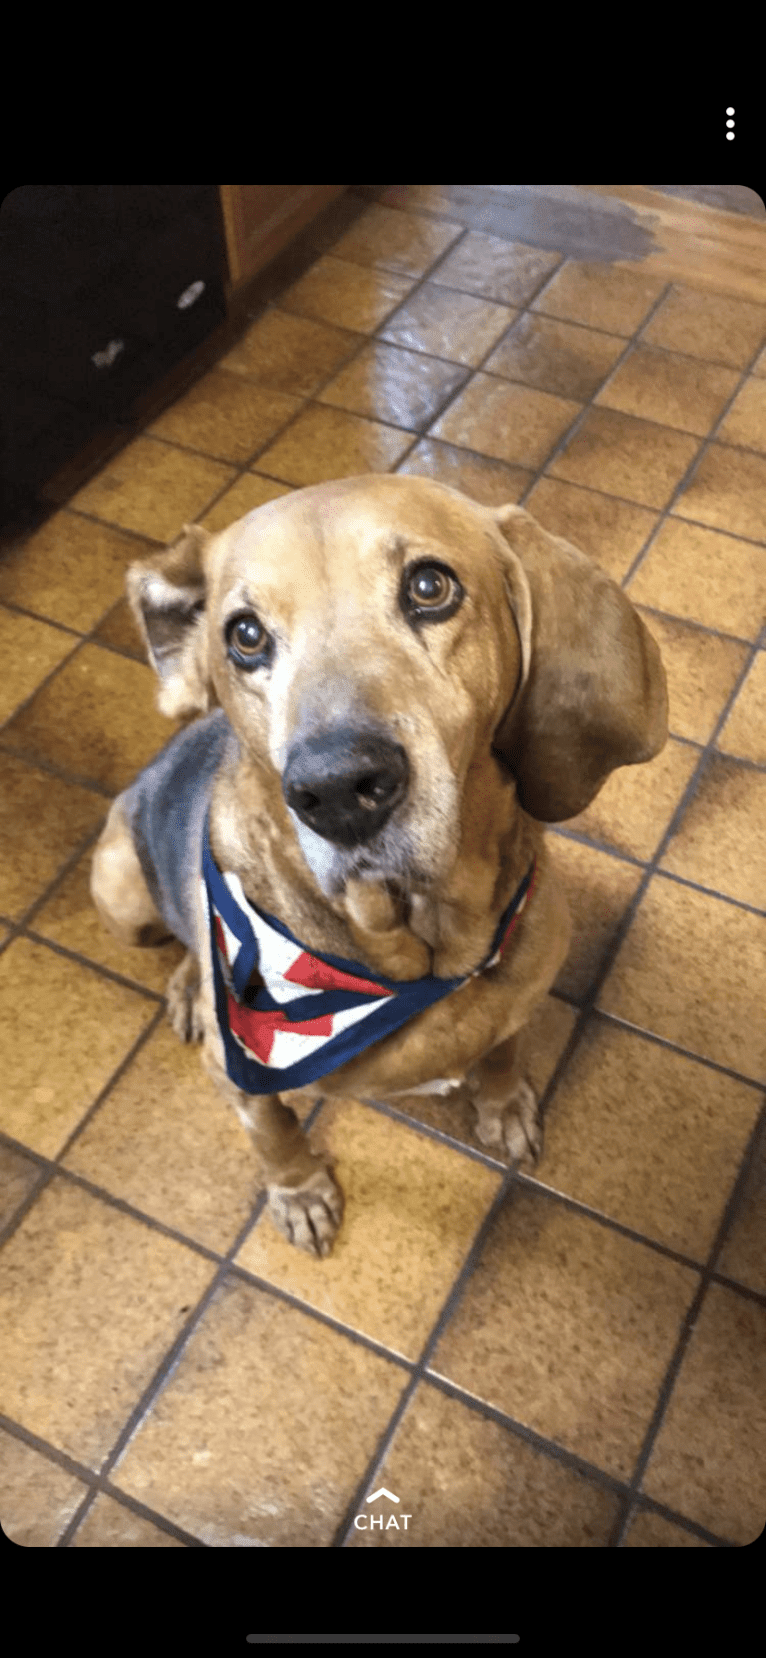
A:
0,631,89,737
10,233,766,561
610,1096,766,1545
3,1065,764,1301
548,833,766,917
0,1364,737,1550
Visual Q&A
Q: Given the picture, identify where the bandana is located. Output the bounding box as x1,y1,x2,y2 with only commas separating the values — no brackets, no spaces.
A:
202,818,536,1095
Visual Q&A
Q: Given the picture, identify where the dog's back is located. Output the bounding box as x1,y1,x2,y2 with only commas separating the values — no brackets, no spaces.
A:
122,709,234,952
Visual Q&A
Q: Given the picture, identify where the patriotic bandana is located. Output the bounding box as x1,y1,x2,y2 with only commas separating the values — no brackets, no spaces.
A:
202,817,536,1096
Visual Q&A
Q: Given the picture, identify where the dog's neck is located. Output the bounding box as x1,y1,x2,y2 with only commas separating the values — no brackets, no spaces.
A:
210,753,536,982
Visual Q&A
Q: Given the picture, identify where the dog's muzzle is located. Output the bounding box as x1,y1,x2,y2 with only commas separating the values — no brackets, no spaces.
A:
282,726,409,847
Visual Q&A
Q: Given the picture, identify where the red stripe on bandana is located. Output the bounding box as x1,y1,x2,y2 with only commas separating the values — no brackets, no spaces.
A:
497,859,538,958
283,950,392,996
227,994,335,1063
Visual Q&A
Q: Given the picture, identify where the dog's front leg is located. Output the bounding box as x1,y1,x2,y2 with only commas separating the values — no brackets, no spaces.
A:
239,1094,344,1259
466,1030,542,1168
201,1040,343,1257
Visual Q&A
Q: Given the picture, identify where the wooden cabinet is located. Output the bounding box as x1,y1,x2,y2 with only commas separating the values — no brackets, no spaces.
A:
219,186,347,291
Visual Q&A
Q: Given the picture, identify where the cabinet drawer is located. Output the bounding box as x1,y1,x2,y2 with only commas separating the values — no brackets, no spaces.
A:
0,189,225,410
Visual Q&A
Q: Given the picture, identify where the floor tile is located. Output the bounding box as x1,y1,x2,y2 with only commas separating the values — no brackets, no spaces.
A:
564,735,698,863
595,344,740,435
525,477,659,584
318,339,468,430
429,231,561,306
0,937,155,1156
716,649,766,762
379,282,513,366
546,835,645,1004
0,514,145,632
200,473,293,532
146,368,303,464
71,1495,187,1546
1,643,174,794
281,254,416,332
0,1432,89,1547
329,203,463,277
0,607,76,724
626,517,765,638
0,1178,214,1465
716,1127,766,1296
254,404,413,485
658,754,766,909
237,1098,501,1354
673,442,766,542
486,313,626,401
598,875,766,1079
431,374,580,469
0,754,104,921
547,406,700,510
531,261,667,335
218,307,359,397
62,1021,257,1254
0,1144,41,1232
93,598,149,661
349,1381,618,1546
430,1188,698,1478
713,374,766,451
642,613,750,745
542,1021,761,1255
31,846,184,993
111,1276,409,1546
623,1509,710,1546
643,1284,766,1543
395,439,530,506
67,435,236,542
642,285,766,367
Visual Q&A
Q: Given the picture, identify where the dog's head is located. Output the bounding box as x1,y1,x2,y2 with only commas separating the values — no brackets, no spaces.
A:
128,475,667,893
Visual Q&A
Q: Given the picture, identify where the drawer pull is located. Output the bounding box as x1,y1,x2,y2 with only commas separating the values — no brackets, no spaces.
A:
91,338,125,370
176,278,206,310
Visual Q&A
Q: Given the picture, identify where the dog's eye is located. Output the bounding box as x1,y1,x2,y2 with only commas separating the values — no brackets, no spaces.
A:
402,561,462,622
226,612,270,668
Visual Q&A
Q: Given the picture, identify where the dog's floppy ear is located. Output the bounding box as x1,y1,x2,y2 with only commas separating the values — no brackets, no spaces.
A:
127,524,214,720
492,505,668,822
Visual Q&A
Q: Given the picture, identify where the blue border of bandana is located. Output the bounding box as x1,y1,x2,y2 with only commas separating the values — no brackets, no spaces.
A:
202,817,535,1095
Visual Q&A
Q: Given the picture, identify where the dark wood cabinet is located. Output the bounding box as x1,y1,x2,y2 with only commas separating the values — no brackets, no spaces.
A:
0,186,349,530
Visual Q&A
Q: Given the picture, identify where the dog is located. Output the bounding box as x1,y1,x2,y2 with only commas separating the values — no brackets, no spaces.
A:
91,474,668,1257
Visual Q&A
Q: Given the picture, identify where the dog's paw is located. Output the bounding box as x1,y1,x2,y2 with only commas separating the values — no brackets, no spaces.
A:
166,952,205,1043
473,1079,543,1167
267,1163,344,1259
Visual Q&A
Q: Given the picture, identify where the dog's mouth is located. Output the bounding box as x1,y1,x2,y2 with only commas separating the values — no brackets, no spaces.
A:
284,731,458,902
341,841,430,893
290,804,434,901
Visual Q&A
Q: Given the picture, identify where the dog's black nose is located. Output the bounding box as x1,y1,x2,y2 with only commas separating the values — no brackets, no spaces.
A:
283,728,409,847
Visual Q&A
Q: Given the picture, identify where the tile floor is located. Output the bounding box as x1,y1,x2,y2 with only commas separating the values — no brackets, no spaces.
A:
1,186,765,1549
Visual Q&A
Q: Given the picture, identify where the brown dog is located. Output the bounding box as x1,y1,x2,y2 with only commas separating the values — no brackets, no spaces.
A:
91,474,667,1256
